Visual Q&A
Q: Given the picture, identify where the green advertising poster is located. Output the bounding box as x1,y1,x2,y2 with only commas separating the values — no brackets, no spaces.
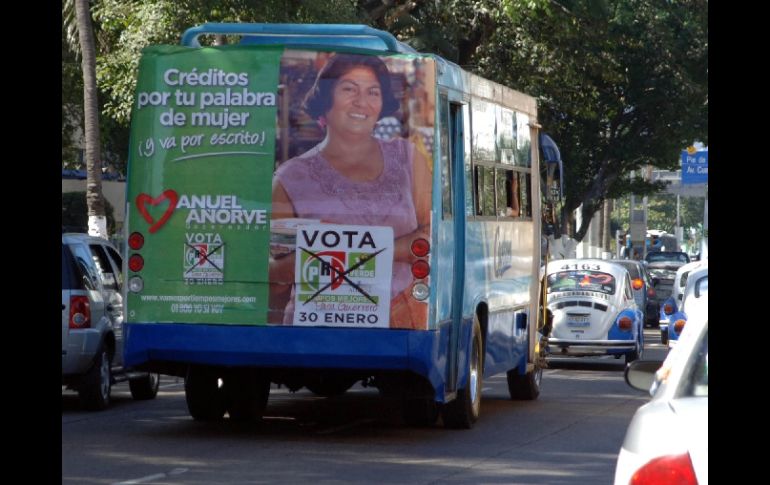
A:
127,45,282,324
127,46,437,329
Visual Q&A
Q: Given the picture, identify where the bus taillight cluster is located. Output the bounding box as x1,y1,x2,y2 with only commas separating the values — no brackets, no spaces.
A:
410,238,430,301
127,231,145,293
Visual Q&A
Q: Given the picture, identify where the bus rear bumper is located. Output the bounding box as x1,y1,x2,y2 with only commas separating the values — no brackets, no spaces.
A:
124,322,449,391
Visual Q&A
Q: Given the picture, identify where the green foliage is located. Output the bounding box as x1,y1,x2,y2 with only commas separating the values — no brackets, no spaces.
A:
362,1,707,241
60,0,708,243
62,25,83,167
91,0,361,126
612,194,705,235
493,0,708,240
62,191,116,234
62,0,362,169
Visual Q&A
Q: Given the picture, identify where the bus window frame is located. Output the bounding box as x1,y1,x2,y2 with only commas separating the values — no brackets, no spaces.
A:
469,97,533,221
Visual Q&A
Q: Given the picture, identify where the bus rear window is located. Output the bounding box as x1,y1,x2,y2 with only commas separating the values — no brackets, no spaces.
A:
547,271,616,295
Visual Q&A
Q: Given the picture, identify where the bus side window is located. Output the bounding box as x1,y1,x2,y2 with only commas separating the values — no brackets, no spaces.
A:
475,165,495,217
474,166,483,216
439,94,452,219
505,169,520,217
519,172,532,218
495,168,507,217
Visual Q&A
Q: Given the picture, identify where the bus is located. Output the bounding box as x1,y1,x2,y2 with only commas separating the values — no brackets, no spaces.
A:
123,23,564,428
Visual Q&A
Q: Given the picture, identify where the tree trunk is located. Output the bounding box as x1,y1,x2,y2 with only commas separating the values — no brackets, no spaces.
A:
602,199,612,251
75,0,107,238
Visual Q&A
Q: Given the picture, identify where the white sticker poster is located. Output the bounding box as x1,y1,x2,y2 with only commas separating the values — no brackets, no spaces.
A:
293,224,394,328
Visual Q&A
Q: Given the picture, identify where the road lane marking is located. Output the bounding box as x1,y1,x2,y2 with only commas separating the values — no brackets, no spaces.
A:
112,467,188,484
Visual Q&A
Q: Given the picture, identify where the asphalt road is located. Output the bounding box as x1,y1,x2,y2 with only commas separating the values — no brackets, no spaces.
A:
62,329,667,485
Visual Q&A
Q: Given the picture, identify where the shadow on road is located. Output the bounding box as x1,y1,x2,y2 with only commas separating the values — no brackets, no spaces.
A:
546,357,627,372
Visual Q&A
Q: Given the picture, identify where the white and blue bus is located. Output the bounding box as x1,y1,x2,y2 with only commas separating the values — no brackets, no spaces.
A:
123,23,564,428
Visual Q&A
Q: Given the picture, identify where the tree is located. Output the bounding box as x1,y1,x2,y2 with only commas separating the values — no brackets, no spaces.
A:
73,0,108,238
493,0,708,241
366,1,708,242
62,192,116,234
93,0,363,127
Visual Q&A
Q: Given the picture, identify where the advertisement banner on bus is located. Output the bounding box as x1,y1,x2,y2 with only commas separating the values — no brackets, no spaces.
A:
127,46,434,329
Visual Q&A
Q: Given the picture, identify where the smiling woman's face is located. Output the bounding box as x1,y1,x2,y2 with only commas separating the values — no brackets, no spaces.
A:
325,66,383,138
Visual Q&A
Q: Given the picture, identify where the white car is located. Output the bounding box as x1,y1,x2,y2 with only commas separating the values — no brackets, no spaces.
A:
659,259,706,344
544,259,644,364
614,294,708,485
662,262,708,349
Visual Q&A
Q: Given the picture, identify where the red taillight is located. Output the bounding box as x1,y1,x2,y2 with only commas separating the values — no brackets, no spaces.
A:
410,238,430,257
664,303,674,315
674,319,686,333
69,295,91,329
129,254,144,272
411,260,430,279
630,452,697,485
128,232,144,250
632,278,643,290
618,316,633,331
647,287,656,298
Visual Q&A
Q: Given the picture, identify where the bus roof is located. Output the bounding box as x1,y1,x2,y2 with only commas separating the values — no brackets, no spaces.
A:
181,23,418,54
180,23,538,118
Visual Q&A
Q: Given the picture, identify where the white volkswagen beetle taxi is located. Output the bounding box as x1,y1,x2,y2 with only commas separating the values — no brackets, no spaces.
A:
545,259,644,364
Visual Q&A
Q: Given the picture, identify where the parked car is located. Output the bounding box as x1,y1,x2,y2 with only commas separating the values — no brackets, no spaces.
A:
62,233,160,410
610,259,658,327
544,259,644,364
614,295,707,485
661,263,707,349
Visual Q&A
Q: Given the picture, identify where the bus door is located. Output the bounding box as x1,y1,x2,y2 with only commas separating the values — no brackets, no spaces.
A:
436,92,468,397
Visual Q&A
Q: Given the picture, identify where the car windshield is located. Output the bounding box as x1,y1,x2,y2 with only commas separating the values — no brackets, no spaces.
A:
547,270,616,295
614,262,640,279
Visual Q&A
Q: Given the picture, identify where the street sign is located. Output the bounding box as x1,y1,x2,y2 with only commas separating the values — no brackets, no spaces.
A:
681,150,708,185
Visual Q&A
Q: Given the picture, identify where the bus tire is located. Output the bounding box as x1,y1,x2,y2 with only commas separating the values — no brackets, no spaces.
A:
441,318,483,429
224,369,270,422
185,367,226,421
507,363,542,401
129,373,159,401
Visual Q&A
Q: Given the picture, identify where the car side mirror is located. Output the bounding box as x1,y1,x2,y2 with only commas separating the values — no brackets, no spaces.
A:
625,359,662,392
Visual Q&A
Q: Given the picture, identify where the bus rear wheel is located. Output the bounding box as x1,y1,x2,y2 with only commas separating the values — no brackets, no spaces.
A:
441,318,482,429
507,334,545,400
185,366,226,421
507,363,542,400
224,369,270,422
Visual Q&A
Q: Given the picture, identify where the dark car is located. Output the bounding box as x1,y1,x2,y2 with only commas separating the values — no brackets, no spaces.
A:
643,252,690,323
611,260,658,327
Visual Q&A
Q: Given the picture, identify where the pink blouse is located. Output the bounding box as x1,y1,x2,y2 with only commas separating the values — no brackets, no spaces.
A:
275,137,418,321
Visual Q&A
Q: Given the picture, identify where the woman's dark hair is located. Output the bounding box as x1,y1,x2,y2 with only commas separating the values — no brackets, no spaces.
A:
303,53,400,120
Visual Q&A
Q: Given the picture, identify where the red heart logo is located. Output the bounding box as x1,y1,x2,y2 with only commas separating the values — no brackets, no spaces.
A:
136,190,179,234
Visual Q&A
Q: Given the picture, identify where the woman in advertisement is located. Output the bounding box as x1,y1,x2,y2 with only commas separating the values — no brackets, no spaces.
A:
268,53,432,328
